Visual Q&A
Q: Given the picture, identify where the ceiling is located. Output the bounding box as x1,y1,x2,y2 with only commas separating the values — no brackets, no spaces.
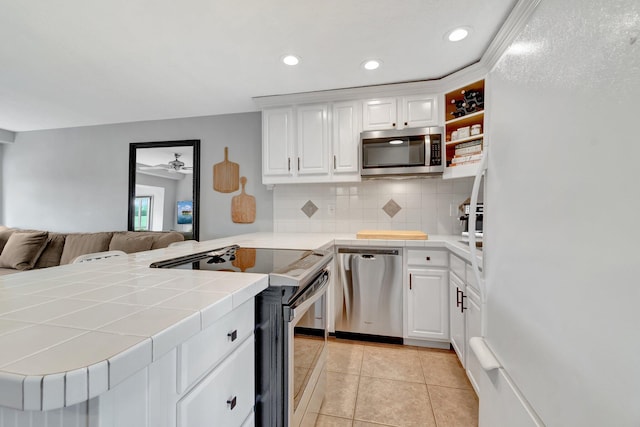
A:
0,0,517,132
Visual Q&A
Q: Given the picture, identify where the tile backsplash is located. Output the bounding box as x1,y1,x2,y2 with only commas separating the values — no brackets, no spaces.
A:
273,177,476,235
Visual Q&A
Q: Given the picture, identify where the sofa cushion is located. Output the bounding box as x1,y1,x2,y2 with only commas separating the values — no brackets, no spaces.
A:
109,233,155,254
34,233,67,269
60,232,114,265
0,228,16,254
0,231,49,270
150,231,185,249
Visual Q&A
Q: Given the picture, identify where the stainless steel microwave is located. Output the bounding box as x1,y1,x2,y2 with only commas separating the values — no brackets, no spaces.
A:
360,126,444,178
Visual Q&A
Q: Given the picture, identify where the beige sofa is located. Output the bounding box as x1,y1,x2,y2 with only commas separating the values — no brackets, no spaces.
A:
0,227,184,276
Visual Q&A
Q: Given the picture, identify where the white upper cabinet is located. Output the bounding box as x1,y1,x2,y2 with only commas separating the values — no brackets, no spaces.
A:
401,94,437,128
332,101,360,174
262,107,294,177
297,104,330,175
362,98,397,130
362,94,438,131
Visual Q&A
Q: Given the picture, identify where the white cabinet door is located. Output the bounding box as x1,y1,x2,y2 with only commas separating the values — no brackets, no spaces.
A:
401,94,438,128
362,98,397,130
449,273,465,366
177,337,254,427
297,104,329,175
407,268,449,340
262,107,294,178
465,286,482,395
332,101,360,174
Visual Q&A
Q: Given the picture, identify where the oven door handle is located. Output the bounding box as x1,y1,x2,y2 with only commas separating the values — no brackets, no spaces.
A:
284,271,329,322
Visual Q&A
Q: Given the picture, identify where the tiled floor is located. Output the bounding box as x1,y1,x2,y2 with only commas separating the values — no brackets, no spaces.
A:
316,339,478,427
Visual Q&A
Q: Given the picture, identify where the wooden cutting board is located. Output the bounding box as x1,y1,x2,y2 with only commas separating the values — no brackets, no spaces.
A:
232,248,256,272
213,147,239,193
356,230,428,240
231,177,256,224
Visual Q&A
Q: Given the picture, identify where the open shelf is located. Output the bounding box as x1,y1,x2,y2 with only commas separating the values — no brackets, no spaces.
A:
444,79,485,179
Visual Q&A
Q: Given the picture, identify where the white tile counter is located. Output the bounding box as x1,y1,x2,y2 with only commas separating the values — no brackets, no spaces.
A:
0,232,480,413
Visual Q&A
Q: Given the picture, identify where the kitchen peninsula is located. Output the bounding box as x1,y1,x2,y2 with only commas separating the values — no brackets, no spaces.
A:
0,232,479,426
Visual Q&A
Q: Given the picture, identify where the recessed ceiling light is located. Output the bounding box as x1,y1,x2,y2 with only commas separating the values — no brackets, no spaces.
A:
446,27,471,42
362,59,382,70
282,55,300,66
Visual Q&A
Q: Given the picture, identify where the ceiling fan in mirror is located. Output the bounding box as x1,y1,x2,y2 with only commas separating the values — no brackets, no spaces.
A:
138,153,193,174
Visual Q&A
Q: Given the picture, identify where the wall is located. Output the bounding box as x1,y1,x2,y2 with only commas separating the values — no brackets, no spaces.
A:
0,112,272,240
273,177,476,235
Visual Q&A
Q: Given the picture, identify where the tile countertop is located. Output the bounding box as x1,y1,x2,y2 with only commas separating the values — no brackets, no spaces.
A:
0,232,480,412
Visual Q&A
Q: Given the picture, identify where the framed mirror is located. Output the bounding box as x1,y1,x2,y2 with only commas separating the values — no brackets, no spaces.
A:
128,140,201,241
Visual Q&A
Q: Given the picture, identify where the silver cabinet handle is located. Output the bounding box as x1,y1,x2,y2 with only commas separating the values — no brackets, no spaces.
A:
297,157,300,171
287,157,291,171
333,155,337,170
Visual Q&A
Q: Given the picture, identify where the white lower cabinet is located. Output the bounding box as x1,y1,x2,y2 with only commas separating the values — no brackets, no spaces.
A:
449,272,466,364
177,337,254,427
449,253,483,396
405,248,450,345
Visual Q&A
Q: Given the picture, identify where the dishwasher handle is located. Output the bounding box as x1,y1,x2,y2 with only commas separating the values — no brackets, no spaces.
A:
337,248,400,256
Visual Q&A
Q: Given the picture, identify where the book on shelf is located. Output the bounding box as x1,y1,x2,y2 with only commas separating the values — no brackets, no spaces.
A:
454,139,483,149
451,153,483,164
455,144,482,156
450,158,481,167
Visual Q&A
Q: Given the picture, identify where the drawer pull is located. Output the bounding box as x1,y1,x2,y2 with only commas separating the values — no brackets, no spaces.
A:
425,256,431,261
460,295,468,313
456,287,461,307
227,329,238,342
227,396,237,410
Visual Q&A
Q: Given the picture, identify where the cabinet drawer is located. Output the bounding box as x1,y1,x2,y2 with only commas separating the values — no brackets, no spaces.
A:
449,254,466,282
407,249,448,267
177,337,254,427
178,299,254,393
466,264,482,293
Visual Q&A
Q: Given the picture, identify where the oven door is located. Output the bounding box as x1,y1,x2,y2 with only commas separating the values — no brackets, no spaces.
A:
284,270,329,427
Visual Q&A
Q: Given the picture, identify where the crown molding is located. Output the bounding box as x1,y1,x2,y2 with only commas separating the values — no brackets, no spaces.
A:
480,0,542,71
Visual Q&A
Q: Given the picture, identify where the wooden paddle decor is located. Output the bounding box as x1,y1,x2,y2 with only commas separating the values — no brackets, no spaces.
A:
213,147,239,193
231,176,256,224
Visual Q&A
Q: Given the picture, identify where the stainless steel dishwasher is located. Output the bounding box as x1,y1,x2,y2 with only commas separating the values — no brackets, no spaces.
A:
335,247,403,341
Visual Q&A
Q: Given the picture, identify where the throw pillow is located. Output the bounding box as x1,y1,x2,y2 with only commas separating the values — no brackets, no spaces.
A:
0,231,49,270
59,232,114,265
109,233,155,254
34,233,67,269
0,228,16,254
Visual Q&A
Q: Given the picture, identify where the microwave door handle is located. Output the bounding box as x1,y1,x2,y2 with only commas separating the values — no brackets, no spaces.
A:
425,135,431,167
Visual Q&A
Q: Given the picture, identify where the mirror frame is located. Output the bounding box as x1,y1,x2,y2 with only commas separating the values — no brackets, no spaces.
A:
128,139,201,241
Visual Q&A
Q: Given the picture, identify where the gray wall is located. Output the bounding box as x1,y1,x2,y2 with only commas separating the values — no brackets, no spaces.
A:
0,112,273,240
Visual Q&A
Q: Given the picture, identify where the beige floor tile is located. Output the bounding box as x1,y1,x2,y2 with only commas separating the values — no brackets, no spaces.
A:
315,414,354,426
354,376,436,426
428,385,479,427
320,371,360,418
361,345,425,383
327,341,364,375
352,421,394,426
419,350,471,389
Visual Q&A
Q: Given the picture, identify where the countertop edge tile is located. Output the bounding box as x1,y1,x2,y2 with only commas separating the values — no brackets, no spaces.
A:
42,372,65,411
65,367,88,407
151,312,201,362
23,375,42,410
88,360,109,399
107,337,153,389
0,371,25,410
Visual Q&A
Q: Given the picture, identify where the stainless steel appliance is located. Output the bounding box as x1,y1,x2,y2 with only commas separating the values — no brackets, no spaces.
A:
335,247,403,341
360,126,444,178
460,202,484,236
151,245,332,427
